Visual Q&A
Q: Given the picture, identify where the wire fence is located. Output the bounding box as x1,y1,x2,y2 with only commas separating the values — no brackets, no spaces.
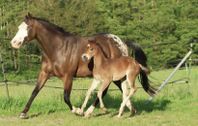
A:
1,35,197,99
0,44,196,100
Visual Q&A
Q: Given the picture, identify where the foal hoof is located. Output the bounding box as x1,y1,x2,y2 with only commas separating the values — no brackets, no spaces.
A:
84,113,91,118
76,108,84,116
101,107,108,113
19,113,29,119
116,114,122,118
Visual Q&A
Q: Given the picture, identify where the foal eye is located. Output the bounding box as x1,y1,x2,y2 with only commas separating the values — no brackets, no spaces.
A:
90,48,93,51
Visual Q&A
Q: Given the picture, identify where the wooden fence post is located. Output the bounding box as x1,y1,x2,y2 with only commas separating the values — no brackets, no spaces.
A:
0,50,10,99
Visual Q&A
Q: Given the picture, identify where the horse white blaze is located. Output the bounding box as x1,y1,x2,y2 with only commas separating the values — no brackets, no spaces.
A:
11,22,28,49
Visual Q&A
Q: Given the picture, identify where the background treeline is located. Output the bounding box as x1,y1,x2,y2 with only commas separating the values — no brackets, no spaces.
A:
0,0,197,75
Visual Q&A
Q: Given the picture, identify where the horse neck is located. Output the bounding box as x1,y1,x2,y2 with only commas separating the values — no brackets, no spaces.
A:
35,21,64,58
93,47,107,68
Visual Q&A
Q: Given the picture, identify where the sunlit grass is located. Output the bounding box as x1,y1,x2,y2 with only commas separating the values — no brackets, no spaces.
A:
0,66,197,126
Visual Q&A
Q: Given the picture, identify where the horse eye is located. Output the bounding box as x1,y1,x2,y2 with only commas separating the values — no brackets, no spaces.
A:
27,26,32,31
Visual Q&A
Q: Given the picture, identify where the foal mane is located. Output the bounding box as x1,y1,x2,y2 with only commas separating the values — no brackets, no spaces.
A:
91,41,108,58
32,17,72,36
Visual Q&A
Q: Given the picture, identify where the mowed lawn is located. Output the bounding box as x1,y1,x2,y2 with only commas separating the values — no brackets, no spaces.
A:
0,67,197,126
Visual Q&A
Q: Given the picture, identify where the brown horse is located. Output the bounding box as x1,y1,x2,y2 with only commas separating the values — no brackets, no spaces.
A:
10,13,148,119
80,41,156,117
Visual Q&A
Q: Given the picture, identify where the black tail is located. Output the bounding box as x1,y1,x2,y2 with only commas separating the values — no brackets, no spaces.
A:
125,41,156,96
125,41,148,67
139,70,156,96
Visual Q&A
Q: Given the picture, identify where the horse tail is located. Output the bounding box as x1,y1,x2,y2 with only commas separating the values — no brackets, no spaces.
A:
125,41,148,67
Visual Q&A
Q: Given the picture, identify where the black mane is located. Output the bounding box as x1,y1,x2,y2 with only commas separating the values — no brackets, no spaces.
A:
32,17,72,35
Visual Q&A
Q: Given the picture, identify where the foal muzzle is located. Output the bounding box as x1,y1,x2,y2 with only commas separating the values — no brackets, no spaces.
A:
81,54,89,62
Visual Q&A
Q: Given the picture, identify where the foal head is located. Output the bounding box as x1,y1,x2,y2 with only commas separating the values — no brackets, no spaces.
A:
11,13,36,49
81,41,100,62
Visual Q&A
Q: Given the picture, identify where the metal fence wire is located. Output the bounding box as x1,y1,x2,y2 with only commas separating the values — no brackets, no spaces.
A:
0,41,195,100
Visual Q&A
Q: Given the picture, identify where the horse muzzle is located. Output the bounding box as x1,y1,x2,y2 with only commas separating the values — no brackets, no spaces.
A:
10,41,22,49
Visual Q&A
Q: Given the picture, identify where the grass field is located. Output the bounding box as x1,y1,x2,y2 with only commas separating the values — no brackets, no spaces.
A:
0,67,197,126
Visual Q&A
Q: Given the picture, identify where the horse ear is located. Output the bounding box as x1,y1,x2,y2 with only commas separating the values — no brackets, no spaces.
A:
25,12,32,19
27,12,33,18
25,12,33,23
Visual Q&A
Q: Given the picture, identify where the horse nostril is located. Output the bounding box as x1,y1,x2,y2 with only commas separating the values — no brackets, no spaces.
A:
12,40,16,44
18,42,22,46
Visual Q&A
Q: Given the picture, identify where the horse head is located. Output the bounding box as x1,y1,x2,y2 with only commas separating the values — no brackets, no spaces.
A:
11,13,36,49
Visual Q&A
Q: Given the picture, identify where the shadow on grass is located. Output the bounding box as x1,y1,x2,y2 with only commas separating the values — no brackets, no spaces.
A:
80,93,171,116
112,94,170,112
0,92,170,119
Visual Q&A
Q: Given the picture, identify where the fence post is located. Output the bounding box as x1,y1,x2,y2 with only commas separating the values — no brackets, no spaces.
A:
147,43,194,102
0,50,10,99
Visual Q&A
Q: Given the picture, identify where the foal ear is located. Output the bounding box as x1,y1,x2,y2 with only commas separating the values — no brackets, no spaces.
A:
88,39,96,43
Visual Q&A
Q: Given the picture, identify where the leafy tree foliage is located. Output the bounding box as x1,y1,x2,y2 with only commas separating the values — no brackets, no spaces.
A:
0,0,197,72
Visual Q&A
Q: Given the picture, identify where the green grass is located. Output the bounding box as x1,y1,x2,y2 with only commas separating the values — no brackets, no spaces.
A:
0,66,197,126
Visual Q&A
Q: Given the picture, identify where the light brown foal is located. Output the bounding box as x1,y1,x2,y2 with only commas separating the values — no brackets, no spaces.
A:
79,40,155,117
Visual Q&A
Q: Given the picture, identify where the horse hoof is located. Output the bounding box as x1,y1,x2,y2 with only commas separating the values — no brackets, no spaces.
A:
132,108,137,114
130,109,137,117
19,113,29,119
72,106,77,113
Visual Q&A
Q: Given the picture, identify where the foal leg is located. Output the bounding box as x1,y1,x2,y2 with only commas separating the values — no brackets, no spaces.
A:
20,71,49,119
75,79,100,115
121,80,133,112
97,81,111,110
118,75,137,117
92,80,122,108
84,80,110,117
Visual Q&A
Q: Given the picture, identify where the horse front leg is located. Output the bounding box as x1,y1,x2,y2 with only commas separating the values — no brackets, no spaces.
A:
63,74,75,113
20,71,49,119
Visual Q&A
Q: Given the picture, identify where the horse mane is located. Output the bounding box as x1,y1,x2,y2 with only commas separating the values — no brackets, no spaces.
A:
32,17,72,35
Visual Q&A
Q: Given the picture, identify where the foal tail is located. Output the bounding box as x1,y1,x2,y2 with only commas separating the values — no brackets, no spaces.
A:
139,67,156,96
126,41,156,96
